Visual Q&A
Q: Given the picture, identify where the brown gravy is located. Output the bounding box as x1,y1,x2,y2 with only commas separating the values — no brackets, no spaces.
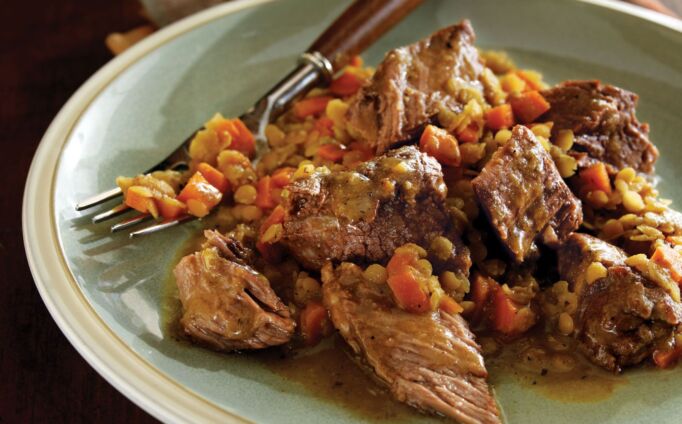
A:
484,330,626,403
163,235,629,420
252,338,437,422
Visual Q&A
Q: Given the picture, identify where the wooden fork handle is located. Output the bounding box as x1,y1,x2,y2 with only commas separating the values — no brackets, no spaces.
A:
307,0,424,73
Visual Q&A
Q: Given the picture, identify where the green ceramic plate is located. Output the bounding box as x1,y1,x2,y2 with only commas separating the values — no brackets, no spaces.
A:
23,0,682,422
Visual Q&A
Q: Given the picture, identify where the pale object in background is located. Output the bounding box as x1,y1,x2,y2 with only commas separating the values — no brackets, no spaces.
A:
140,0,226,26
105,0,681,55
625,0,679,16
105,25,156,55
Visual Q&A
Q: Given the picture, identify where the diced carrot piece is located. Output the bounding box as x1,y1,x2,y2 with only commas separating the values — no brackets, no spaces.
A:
510,90,551,123
317,143,346,162
485,104,515,130
386,248,418,275
197,162,230,193
176,172,223,215
257,205,286,262
579,162,612,195
300,302,329,346
652,244,682,283
350,55,363,67
456,122,480,144
387,270,430,314
314,117,334,137
439,294,464,315
158,197,187,220
329,72,363,97
230,118,256,156
293,96,332,119
261,205,286,232
212,117,256,157
271,167,294,188
491,286,535,336
418,124,461,167
255,176,276,209
125,186,153,214
467,273,493,324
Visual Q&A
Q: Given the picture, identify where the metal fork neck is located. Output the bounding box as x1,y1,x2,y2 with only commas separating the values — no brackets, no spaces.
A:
241,52,333,141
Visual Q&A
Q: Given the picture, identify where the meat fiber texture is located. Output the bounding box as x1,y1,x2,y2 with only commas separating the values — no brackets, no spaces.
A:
322,262,500,424
541,80,658,174
282,145,469,272
558,233,682,372
345,20,489,154
472,125,582,262
174,230,295,351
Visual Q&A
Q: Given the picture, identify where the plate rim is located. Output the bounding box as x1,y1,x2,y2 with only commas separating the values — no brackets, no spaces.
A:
21,1,682,423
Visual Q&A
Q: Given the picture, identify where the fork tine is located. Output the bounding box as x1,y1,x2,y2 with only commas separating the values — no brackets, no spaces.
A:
129,215,196,238
76,187,123,211
111,214,153,233
92,203,131,224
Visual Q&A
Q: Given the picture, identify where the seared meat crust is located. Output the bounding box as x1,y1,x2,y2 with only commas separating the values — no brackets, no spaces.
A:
345,20,488,154
558,233,682,372
282,146,469,272
541,80,658,173
472,125,582,262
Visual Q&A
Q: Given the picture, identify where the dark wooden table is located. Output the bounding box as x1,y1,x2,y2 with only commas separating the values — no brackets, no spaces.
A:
0,1,156,421
1,1,680,423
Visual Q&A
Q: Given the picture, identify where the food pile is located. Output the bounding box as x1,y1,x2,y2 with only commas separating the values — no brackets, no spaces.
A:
117,21,682,423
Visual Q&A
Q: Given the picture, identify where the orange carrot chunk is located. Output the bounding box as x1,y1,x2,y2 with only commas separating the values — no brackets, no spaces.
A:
456,122,481,144
418,124,461,167
317,144,346,162
491,286,535,336
124,185,154,214
213,117,256,157
158,197,187,220
652,244,682,283
300,302,329,346
177,172,223,217
314,117,334,137
293,96,332,119
579,162,612,195
255,176,276,210
329,72,363,97
466,273,492,324
256,205,286,262
485,104,515,130
387,271,431,314
510,90,551,123
197,162,230,193
439,294,464,315
271,167,295,188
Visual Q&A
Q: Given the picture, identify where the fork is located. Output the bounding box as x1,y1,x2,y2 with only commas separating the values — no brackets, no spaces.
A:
76,0,424,238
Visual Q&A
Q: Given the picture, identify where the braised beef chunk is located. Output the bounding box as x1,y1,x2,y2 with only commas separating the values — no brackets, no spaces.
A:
345,20,488,154
174,231,295,351
281,146,470,271
558,233,682,372
541,80,658,173
472,125,582,262
322,263,500,424
557,233,627,293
